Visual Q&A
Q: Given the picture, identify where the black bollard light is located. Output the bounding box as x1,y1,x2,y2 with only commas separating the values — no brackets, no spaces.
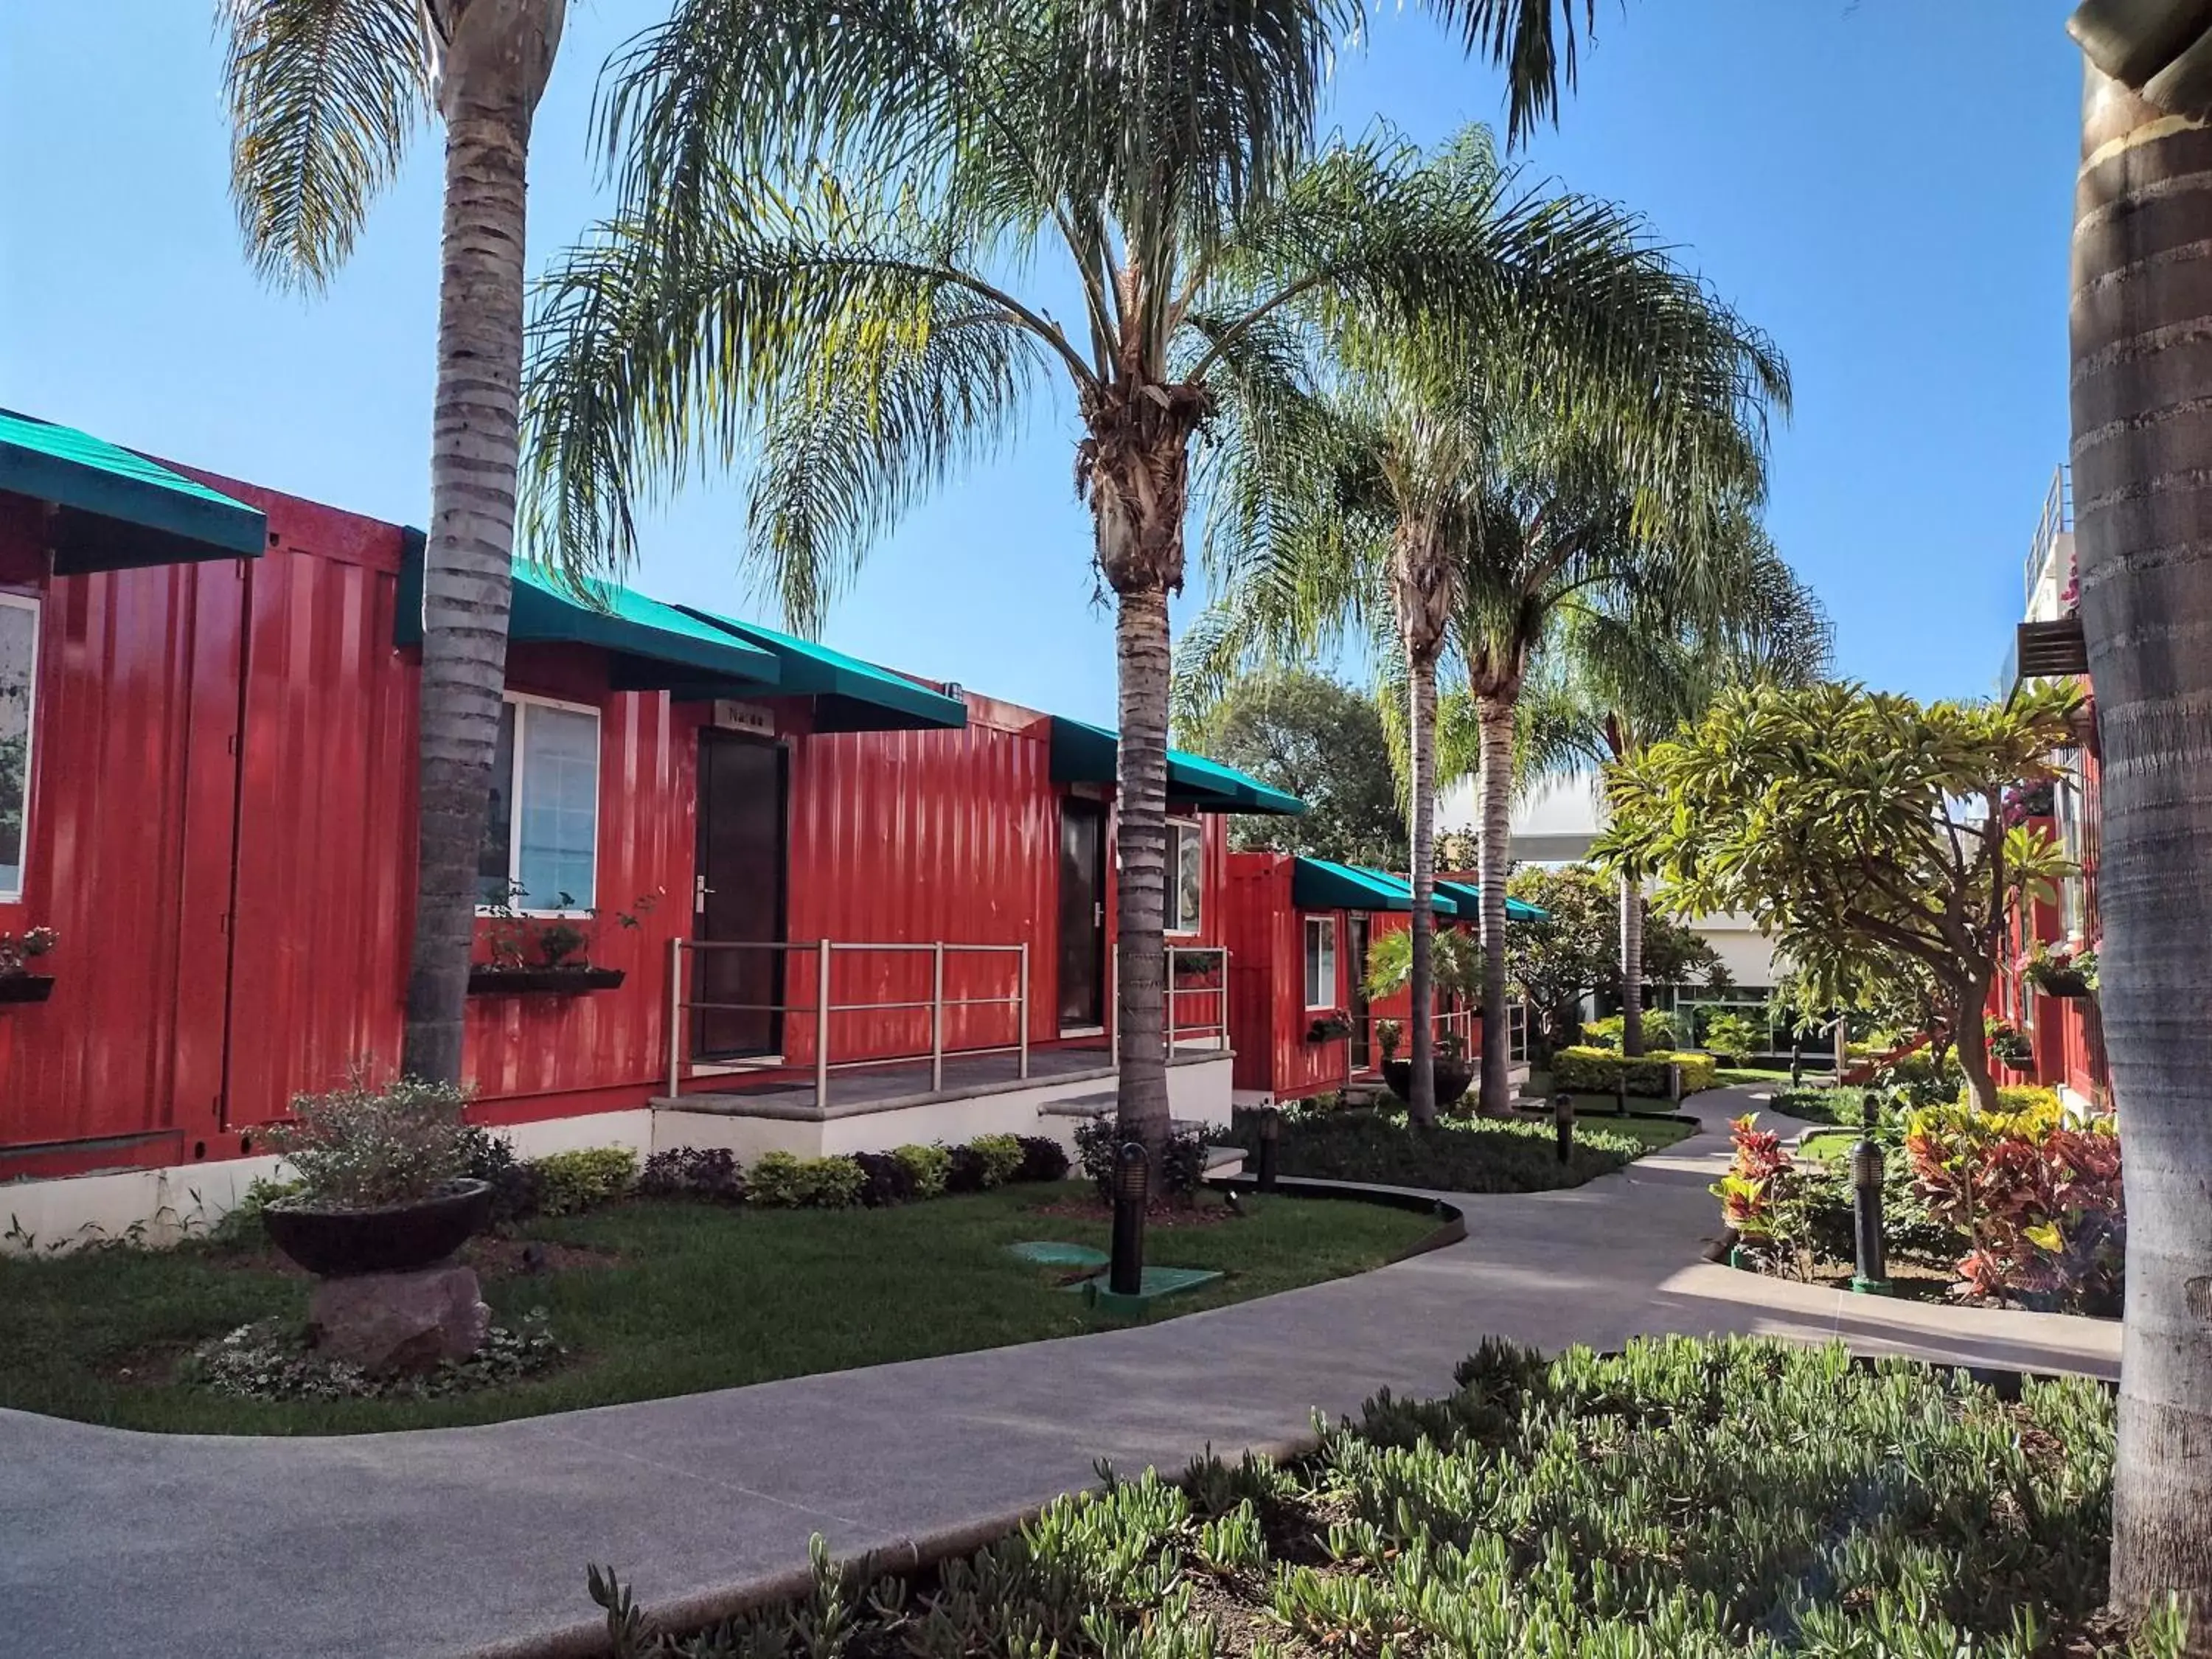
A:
1849,1091,1891,1295
1110,1142,1149,1295
1553,1092,1575,1164
1614,1075,1629,1117
1790,1041,1804,1087
1256,1108,1280,1193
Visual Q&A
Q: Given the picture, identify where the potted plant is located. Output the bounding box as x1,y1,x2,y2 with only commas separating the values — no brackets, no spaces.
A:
260,1074,493,1276
2020,937,2097,999
1986,1018,2035,1073
469,887,658,995
1384,1029,1475,1110
0,925,56,1004
1306,1008,1354,1043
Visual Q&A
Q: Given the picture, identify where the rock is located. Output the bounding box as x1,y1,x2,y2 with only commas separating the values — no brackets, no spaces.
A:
307,1265,490,1374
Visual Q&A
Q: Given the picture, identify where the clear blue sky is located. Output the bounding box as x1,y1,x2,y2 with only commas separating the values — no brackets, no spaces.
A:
1,1,2080,722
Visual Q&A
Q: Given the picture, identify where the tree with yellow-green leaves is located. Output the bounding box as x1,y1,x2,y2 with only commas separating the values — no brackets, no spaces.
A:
1593,681,2081,1113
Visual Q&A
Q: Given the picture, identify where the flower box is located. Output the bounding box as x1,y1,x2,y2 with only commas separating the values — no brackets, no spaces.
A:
2027,967,2090,999
1306,1012,1354,1042
466,966,626,996
0,973,55,1005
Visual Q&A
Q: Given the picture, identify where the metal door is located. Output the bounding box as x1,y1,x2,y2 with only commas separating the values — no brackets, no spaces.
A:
694,731,787,1057
1057,797,1105,1029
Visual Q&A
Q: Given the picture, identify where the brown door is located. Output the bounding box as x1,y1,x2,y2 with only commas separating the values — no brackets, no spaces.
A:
694,731,787,1057
1347,914,1372,1068
1058,797,1106,1029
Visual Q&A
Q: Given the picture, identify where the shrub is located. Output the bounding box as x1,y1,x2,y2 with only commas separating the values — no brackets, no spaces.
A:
206,1176,306,1249
1074,1120,1215,1203
267,1073,473,1211
1772,1160,1966,1268
1703,1012,1761,1068
1580,1010,1680,1051
459,1125,546,1223
850,1150,917,1208
1012,1135,1071,1183
1906,1099,2123,1312
1551,1046,1717,1097
748,1152,866,1209
892,1143,951,1199
1711,1115,1793,1244
1223,1108,1641,1194
529,1148,639,1217
636,1147,745,1204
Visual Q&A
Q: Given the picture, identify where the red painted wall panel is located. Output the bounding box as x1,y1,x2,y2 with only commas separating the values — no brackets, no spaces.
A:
0,488,240,1158
784,700,1058,1066
1222,852,1350,1101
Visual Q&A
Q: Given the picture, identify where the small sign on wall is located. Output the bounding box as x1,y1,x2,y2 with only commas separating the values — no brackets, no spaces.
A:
713,700,776,738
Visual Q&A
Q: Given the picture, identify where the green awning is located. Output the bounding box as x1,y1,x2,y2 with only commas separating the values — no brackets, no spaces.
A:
1291,859,1458,916
395,540,781,696
1046,716,1306,815
678,606,967,731
1435,878,1550,923
0,408,267,574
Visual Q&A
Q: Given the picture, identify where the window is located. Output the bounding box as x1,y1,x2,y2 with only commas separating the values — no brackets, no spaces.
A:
1164,818,1204,935
0,596,35,900
478,695,600,911
2054,749,2088,940
1304,916,1338,1009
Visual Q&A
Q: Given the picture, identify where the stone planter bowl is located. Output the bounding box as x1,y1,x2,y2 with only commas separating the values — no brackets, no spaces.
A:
263,1180,493,1278
1382,1057,1474,1110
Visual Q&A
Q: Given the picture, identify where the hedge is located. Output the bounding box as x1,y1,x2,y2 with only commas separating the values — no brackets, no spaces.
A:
1551,1046,1717,1097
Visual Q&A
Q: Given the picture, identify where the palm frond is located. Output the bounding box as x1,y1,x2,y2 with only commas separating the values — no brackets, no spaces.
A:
1424,0,1604,147
218,0,427,288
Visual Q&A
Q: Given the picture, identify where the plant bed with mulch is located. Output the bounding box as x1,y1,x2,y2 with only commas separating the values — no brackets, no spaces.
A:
1223,1107,1690,1194
0,1183,1431,1435
588,1335,2170,1659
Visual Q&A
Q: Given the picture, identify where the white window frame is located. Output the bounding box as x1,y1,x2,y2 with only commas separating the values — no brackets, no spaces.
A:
1164,817,1203,937
1304,916,1338,1011
0,593,38,904
478,689,602,917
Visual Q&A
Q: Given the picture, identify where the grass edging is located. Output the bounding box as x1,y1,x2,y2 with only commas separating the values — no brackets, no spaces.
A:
1206,1177,1466,1262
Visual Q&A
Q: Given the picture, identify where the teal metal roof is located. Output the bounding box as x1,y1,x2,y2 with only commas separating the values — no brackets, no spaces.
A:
395,542,781,696
1436,878,1550,923
0,408,267,573
678,606,967,731
1046,717,1306,815
1290,859,1458,916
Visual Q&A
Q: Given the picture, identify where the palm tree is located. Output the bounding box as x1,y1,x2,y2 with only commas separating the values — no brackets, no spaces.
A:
1187,305,1785,1119
1503,524,1832,1057
2064,2,2212,1636
520,0,1700,1151
220,0,567,1083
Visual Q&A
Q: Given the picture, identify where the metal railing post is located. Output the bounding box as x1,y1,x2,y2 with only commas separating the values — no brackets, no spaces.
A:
1218,947,1229,1051
1017,943,1031,1079
667,936,684,1096
931,942,946,1092
815,940,833,1107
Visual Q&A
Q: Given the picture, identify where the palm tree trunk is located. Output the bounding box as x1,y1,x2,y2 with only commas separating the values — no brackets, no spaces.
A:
399,6,560,1084
1405,647,1439,1126
2071,61,2212,1636
1618,872,1646,1058
1113,583,1174,1150
1476,693,1514,1116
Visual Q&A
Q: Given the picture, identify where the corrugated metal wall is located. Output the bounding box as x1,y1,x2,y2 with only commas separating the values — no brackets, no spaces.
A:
0,495,240,1158
784,703,1057,1066
1222,852,1349,1100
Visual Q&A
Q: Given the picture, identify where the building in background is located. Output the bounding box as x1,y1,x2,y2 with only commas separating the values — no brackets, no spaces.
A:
2003,467,2109,1113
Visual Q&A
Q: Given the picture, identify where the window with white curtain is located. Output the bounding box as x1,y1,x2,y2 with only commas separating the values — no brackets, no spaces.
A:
1304,916,1338,1009
1164,819,1203,935
477,695,600,911
0,596,35,900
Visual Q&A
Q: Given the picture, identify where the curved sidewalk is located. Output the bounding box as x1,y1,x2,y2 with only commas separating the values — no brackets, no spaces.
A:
0,1088,2118,1659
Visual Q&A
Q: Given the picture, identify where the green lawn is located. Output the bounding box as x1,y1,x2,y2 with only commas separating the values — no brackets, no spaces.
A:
1228,1109,1691,1194
1712,1065,1795,1086
0,1184,1436,1436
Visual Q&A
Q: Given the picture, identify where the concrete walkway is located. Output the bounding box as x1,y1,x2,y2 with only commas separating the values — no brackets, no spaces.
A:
0,1088,2118,1659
